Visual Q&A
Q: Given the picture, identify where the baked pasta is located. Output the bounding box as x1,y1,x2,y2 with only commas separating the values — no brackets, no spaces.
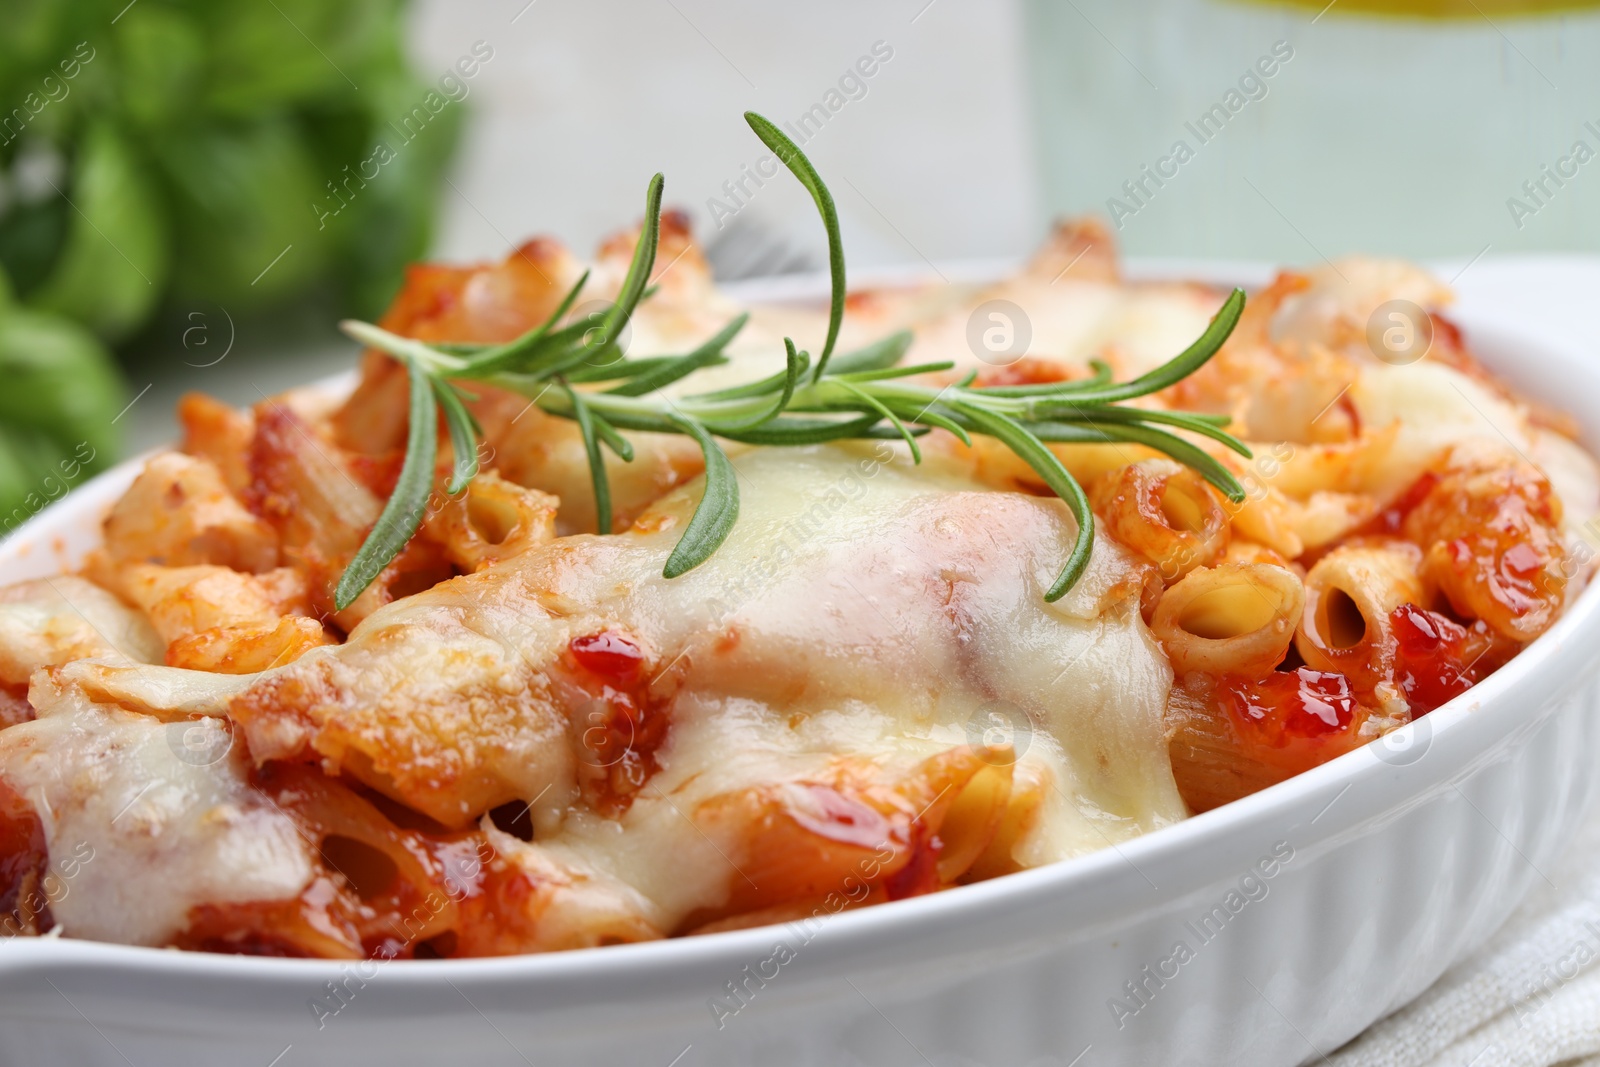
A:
0,211,1593,960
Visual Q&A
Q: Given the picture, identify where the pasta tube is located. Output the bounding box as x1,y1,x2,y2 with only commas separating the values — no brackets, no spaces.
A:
1150,563,1304,678
1294,543,1425,691
1091,459,1229,582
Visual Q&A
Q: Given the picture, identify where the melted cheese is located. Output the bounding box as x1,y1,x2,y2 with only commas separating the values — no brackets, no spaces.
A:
1352,360,1600,535
5,228,1596,955
899,277,1222,379
0,694,314,944
64,446,1182,932
527,447,1183,923
0,577,162,688
1531,427,1600,544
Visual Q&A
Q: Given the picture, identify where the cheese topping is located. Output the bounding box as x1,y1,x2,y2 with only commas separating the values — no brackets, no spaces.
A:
0,219,1590,958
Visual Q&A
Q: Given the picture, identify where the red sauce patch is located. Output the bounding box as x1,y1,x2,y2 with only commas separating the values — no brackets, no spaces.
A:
1389,603,1511,715
1373,471,1440,536
882,820,943,901
1222,667,1360,741
0,798,50,938
345,451,406,499
569,631,646,684
567,631,671,815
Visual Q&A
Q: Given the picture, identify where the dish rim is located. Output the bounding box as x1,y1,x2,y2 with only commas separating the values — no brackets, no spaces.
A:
1,254,1597,987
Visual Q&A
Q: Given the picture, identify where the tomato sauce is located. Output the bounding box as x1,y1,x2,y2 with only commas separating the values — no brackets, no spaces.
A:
1389,603,1510,714
882,819,943,901
0,799,49,938
567,631,672,815
1220,667,1361,743
1372,471,1440,536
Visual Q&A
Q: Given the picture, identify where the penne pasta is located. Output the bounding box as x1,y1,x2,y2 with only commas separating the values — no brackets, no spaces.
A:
1399,445,1566,641
118,564,332,673
1149,563,1304,678
178,393,256,498
1221,539,1293,569
122,564,290,645
1091,459,1230,581
694,747,1010,926
1226,482,1378,558
0,210,1593,961
166,616,334,675
1167,668,1376,813
1294,542,1426,695
102,453,278,575
422,470,559,572
249,404,453,631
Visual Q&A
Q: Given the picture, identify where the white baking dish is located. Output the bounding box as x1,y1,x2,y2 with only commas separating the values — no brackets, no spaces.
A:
1,258,1597,1067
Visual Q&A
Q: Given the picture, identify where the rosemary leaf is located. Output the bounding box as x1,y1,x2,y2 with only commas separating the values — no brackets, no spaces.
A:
952,402,1095,602
1020,418,1245,502
971,359,1114,397
433,380,481,494
833,379,921,464
827,330,914,375
566,353,729,385
455,269,591,378
909,405,973,446
335,358,439,610
1060,404,1250,455
715,413,899,446
1062,289,1245,404
333,113,1257,609
686,367,789,403
833,361,957,383
705,338,808,433
744,112,844,380
592,174,664,365
563,380,615,533
661,414,740,579
591,412,634,461
680,329,906,406
1081,420,1247,502
605,314,748,396
340,320,462,374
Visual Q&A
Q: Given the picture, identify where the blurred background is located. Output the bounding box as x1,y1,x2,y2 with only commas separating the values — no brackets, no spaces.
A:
1,0,1598,520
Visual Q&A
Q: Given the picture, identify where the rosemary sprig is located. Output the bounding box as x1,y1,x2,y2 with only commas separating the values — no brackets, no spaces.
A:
332,112,1252,610
743,112,844,382
333,354,439,610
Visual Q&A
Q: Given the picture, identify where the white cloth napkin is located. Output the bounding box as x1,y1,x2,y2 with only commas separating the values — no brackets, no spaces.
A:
1330,800,1600,1067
